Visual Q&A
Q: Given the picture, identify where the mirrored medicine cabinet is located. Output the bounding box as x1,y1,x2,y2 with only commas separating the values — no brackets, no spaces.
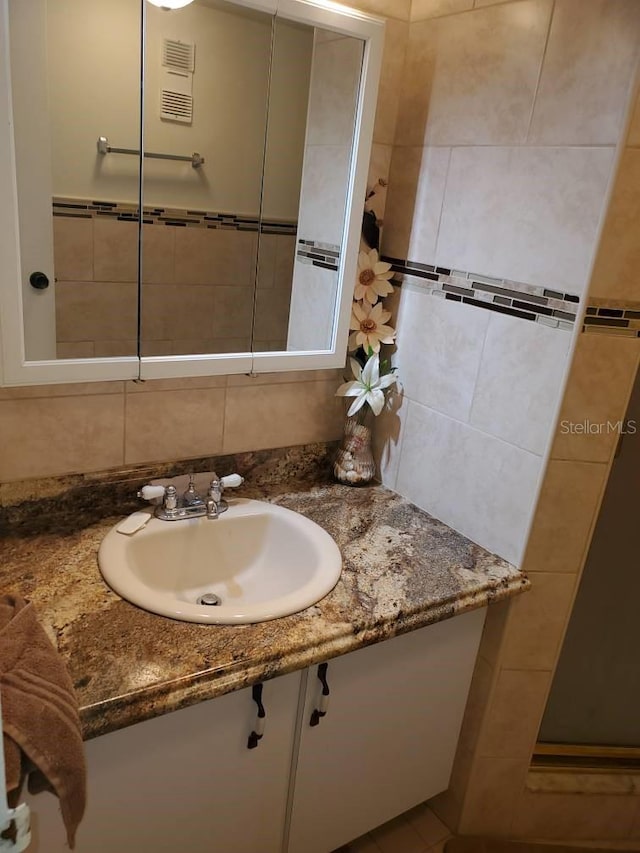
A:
0,0,383,386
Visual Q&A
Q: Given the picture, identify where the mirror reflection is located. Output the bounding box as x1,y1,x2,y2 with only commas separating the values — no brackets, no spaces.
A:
11,0,365,363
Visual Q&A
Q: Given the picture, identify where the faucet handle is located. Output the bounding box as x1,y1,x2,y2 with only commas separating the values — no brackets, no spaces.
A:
220,474,244,489
138,484,166,501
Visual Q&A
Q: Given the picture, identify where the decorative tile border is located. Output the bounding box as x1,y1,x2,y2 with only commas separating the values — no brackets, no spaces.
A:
583,304,640,337
51,197,297,235
296,239,341,272
382,256,580,331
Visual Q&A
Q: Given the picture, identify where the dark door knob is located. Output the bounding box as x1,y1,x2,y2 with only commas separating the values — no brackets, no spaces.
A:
29,271,50,290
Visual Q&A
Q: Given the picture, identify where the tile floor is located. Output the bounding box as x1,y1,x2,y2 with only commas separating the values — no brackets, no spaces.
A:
333,802,453,853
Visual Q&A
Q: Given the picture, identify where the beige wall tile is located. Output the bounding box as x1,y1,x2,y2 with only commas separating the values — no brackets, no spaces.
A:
522,459,608,574
223,379,343,453
470,313,572,455
456,654,496,757
382,146,450,261
373,19,410,146
0,394,125,481
528,0,640,146
476,598,509,666
394,285,490,420
306,37,362,147
474,0,515,6
370,814,425,853
141,224,175,284
436,145,615,293
512,790,637,840
396,401,541,564
174,228,258,287
551,334,640,463
500,571,576,670
406,805,450,847
298,145,351,246
124,388,225,464
590,148,640,302
227,369,342,387
371,386,407,490
367,143,392,228
628,86,640,148
411,0,473,20
274,236,295,292
210,286,256,340
460,756,528,836
56,282,138,342
93,218,138,282
140,284,215,342
57,342,95,359
396,1,551,146
53,217,93,281
257,235,277,290
0,382,124,401
93,340,137,357
349,0,410,20
253,289,290,341
477,669,551,758
127,376,226,393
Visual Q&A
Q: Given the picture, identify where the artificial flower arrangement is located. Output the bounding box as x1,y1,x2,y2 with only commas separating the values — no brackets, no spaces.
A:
333,181,400,484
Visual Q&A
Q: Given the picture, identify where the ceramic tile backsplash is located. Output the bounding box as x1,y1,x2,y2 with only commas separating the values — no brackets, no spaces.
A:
527,0,640,146
125,388,226,465
410,0,474,20
499,571,577,670
551,333,640,463
396,401,541,564
396,1,552,147
382,147,451,262
0,375,343,483
435,145,616,294
0,394,126,481
372,18,410,146
469,314,572,455
223,378,343,454
590,148,640,303
522,459,608,575
394,284,490,421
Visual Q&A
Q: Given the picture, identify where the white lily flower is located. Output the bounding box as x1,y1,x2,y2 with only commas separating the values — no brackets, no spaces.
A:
336,353,398,417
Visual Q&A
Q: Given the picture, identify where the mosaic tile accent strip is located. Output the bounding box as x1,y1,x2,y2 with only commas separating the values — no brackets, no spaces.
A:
296,238,341,272
51,197,297,235
583,304,640,337
382,256,580,331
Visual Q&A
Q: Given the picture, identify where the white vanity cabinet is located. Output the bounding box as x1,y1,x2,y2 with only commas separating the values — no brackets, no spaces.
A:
25,608,486,853
287,608,486,853
26,672,302,853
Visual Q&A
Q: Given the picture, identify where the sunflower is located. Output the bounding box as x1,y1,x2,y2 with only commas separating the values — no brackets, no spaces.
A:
354,249,394,304
349,301,396,353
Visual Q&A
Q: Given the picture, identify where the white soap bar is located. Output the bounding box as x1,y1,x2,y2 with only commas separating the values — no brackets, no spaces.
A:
221,474,244,488
116,512,152,536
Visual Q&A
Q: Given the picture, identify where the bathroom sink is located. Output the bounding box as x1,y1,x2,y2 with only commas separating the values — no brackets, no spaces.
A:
98,499,342,624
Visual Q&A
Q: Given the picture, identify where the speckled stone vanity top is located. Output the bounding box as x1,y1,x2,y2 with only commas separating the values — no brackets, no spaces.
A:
0,444,528,741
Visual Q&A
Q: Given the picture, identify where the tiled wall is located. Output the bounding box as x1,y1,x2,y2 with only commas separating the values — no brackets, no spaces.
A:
374,0,639,567
52,205,296,357
425,50,640,847
0,0,410,485
288,32,362,350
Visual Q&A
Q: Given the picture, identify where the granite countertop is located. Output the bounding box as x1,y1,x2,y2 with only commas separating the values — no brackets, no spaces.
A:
0,445,529,741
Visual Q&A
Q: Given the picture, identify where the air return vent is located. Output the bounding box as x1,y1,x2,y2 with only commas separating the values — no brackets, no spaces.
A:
160,39,195,124
160,89,193,123
162,38,195,73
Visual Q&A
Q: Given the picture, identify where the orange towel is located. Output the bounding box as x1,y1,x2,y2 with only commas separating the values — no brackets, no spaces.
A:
0,594,86,848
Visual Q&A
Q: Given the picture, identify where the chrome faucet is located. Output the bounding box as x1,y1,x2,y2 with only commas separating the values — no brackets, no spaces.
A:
138,473,244,521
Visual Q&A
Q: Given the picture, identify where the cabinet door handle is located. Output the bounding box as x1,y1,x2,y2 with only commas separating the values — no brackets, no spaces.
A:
310,663,330,727
247,683,266,749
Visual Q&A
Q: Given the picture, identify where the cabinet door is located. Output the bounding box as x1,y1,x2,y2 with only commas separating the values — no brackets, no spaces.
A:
288,608,486,853
26,672,301,853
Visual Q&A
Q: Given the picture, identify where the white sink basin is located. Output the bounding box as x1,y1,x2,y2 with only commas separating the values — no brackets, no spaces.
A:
98,499,342,624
